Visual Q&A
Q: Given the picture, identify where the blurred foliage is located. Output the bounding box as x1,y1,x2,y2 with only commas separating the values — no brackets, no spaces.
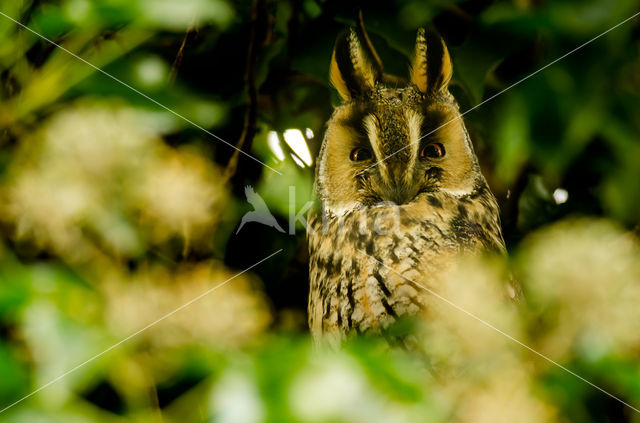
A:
1,0,640,422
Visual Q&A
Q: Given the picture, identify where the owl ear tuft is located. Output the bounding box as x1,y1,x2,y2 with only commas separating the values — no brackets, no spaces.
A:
330,28,379,101
410,28,453,95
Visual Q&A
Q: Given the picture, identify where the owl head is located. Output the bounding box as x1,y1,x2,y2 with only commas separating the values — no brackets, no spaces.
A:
315,28,487,215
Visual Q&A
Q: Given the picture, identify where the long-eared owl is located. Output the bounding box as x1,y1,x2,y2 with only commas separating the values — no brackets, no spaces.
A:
307,27,506,342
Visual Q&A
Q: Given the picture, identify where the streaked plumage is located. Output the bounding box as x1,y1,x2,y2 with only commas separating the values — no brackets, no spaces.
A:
308,28,505,342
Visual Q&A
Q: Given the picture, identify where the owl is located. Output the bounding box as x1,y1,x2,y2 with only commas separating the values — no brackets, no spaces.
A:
307,28,506,342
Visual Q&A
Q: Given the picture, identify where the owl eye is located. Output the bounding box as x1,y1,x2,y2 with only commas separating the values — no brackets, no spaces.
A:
420,143,445,159
350,147,373,162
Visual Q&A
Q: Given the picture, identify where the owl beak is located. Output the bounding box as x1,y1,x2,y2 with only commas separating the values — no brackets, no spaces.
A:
378,162,419,205
382,184,417,205
382,177,419,205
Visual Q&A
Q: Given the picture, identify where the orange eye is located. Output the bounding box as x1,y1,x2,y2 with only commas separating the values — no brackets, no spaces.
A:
420,143,445,159
350,147,372,162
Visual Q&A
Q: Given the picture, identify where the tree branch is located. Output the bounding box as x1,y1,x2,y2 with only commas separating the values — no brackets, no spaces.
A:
169,21,198,84
356,9,407,86
224,0,269,182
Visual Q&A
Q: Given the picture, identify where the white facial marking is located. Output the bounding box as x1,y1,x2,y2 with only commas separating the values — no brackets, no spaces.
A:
324,201,360,217
363,114,391,185
405,110,423,183
440,187,474,197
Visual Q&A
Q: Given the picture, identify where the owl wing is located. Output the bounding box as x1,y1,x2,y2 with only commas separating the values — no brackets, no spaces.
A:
487,230,507,254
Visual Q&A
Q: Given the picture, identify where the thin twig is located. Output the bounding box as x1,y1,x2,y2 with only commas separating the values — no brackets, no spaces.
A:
356,9,384,76
356,9,407,86
224,0,269,181
169,20,198,84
